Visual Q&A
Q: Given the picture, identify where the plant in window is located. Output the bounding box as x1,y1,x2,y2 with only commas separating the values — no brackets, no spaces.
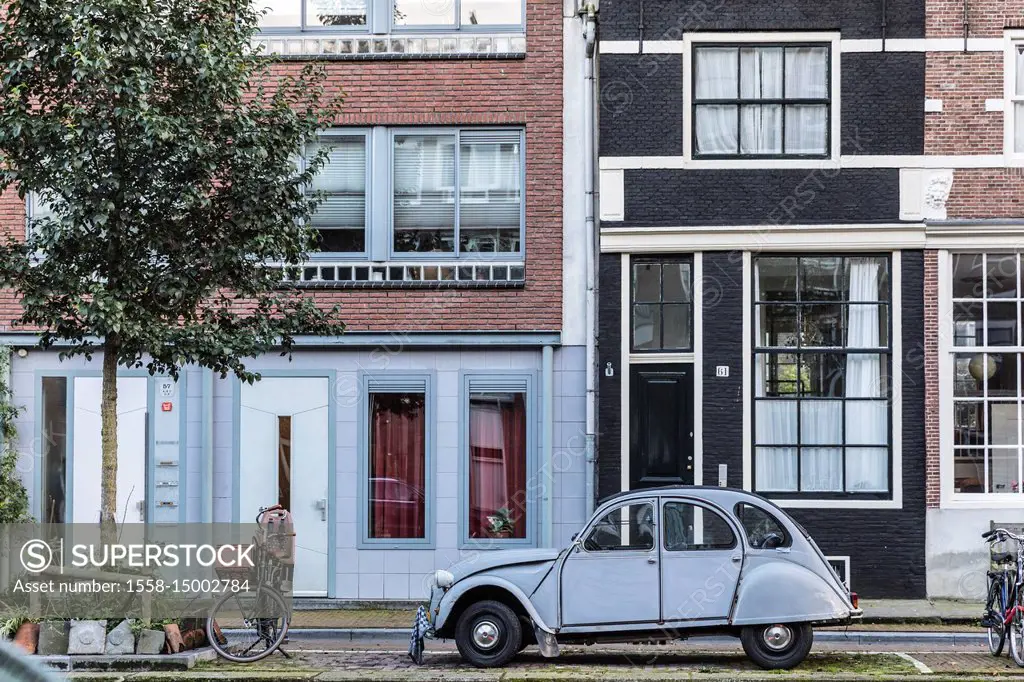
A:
485,507,515,539
0,0,346,541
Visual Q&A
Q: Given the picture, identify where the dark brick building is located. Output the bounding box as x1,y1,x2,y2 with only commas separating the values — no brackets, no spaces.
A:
595,0,930,597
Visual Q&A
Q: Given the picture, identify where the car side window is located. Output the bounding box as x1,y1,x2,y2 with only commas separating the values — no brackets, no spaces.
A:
583,502,655,552
735,502,791,549
662,501,736,551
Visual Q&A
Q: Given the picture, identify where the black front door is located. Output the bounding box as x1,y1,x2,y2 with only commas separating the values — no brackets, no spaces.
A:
629,365,695,490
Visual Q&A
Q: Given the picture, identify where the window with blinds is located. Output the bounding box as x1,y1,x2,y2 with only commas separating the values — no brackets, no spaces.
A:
308,135,367,253
392,129,522,256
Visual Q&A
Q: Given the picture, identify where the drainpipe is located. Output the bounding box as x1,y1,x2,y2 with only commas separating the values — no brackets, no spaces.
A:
582,1,598,516
542,345,553,547
201,368,214,523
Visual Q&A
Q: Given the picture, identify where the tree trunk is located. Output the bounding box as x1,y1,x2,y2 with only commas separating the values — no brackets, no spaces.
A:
100,341,119,545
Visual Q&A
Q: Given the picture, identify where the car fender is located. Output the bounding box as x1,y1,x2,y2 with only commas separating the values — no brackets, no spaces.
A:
434,574,555,634
732,560,851,625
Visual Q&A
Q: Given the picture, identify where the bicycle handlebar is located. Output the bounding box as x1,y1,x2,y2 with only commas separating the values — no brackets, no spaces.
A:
985,527,1024,544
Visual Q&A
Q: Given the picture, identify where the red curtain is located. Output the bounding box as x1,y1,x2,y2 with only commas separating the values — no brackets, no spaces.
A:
469,393,527,539
369,393,426,539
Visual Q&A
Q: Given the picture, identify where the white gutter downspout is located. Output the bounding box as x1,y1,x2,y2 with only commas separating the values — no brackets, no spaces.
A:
582,1,598,516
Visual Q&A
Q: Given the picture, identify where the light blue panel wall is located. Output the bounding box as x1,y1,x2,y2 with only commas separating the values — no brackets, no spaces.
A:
11,343,590,598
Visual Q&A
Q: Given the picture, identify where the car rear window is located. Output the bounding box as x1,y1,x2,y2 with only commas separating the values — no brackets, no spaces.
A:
734,502,791,549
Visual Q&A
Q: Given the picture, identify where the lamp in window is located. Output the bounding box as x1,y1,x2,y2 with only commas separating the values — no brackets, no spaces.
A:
968,354,998,382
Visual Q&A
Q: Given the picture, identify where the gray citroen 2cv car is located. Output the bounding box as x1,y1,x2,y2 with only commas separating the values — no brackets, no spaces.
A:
417,487,860,670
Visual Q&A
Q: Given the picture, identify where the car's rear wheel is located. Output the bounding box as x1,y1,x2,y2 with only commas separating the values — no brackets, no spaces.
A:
740,623,813,670
455,600,522,668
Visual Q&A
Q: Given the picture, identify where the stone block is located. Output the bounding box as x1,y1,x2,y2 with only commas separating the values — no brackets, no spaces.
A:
105,619,135,655
67,620,106,655
36,621,69,656
135,629,165,655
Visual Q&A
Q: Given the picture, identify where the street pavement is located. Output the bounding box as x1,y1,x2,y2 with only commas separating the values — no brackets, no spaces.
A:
59,634,1024,681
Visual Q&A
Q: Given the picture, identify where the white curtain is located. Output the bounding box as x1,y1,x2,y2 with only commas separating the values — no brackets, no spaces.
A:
740,48,782,154
783,47,828,154
754,258,797,490
846,259,888,492
800,402,842,491
694,48,738,154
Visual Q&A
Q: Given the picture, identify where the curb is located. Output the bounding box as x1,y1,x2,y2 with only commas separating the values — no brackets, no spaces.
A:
283,628,988,645
38,646,217,672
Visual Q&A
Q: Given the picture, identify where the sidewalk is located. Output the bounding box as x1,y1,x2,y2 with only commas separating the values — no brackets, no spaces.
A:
286,599,985,629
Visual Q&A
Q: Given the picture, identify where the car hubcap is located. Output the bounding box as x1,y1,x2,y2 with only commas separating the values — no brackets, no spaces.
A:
472,620,500,650
762,625,793,651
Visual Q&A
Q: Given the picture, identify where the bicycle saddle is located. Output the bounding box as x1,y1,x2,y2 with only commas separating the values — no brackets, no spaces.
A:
992,552,1015,564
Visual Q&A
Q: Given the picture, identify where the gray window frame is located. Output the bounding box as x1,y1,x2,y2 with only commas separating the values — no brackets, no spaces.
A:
387,126,525,262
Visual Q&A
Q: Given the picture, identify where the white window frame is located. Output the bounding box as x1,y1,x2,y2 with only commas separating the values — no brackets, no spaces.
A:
1004,31,1024,166
741,250,904,510
939,249,1024,509
682,32,842,169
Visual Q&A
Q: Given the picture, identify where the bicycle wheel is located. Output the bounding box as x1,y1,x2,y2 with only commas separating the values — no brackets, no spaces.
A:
206,588,290,663
1011,603,1024,666
987,576,1007,656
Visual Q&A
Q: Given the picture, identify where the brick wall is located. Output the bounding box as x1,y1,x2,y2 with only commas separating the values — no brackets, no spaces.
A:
0,0,564,334
925,53,1003,156
927,0,1024,37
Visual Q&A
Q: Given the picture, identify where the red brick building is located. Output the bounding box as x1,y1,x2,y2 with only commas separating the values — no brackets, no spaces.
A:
923,0,1024,597
6,0,591,602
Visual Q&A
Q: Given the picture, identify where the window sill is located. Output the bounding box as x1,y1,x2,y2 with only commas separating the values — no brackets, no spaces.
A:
274,260,526,288
254,34,526,59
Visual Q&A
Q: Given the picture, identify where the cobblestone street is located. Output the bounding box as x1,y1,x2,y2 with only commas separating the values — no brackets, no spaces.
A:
83,637,1018,681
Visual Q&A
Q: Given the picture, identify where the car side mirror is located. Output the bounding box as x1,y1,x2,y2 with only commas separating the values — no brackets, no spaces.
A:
571,532,578,542
762,532,784,549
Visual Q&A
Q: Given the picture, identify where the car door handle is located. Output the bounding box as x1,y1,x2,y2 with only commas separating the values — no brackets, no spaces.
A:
731,554,742,563
647,557,657,564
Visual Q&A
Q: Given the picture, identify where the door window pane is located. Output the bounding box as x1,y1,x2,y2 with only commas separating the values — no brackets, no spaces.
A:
583,503,655,551
468,392,527,540
368,392,426,539
393,135,456,253
662,501,736,551
278,416,292,511
42,377,68,524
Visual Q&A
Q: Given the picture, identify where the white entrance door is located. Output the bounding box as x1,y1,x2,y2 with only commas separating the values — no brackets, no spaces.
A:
239,377,330,597
72,377,149,524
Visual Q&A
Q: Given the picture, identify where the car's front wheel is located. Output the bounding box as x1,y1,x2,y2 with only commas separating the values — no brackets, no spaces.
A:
740,623,813,669
455,600,523,668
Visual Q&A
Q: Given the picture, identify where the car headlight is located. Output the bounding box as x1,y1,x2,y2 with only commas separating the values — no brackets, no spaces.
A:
433,569,454,589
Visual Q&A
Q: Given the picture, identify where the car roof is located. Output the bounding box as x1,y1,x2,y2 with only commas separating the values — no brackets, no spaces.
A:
598,485,775,508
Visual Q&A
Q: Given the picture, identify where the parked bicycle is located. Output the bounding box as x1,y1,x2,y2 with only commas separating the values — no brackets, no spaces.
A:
206,504,295,663
982,527,1024,665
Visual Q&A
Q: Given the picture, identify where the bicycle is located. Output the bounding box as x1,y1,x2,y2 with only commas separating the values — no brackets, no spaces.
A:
206,504,295,663
981,527,1024,665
